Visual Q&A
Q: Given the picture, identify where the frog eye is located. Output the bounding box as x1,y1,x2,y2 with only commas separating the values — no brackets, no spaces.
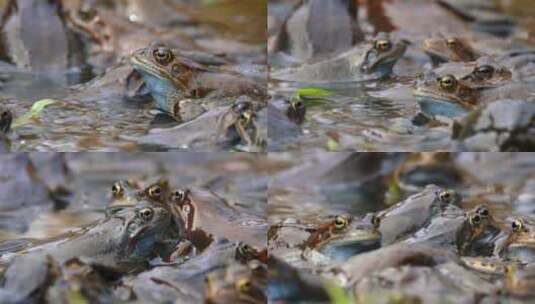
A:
78,7,98,21
172,189,189,203
153,47,173,65
139,207,154,221
148,185,162,199
371,215,381,228
240,111,253,125
111,182,123,198
477,206,489,217
474,65,494,79
438,75,457,91
512,219,524,232
446,38,457,48
237,243,253,256
232,101,251,114
438,190,453,203
291,100,304,110
334,215,349,229
470,214,481,226
375,39,392,52
235,278,251,292
1,110,9,118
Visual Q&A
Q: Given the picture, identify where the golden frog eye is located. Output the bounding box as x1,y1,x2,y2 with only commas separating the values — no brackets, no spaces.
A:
438,75,457,91
148,185,162,199
371,215,381,228
474,65,494,79
232,101,251,114
476,206,489,217
375,39,392,52
334,215,348,230
111,182,123,198
235,278,251,293
153,47,173,65
239,111,254,125
446,38,457,48
438,190,453,203
171,189,189,203
237,243,253,257
139,207,154,221
291,100,304,110
512,219,524,232
469,214,482,226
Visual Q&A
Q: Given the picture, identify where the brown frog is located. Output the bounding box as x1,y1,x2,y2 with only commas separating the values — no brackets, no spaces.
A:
422,34,481,65
456,205,502,256
166,187,267,252
494,217,535,264
204,261,267,304
268,214,381,266
301,214,382,264
130,42,265,122
460,58,512,89
216,98,263,148
285,97,306,125
271,33,408,83
414,73,481,118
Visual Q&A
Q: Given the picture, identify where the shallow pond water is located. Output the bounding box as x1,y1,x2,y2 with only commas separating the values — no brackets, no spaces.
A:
0,0,267,151
267,152,535,303
268,0,535,152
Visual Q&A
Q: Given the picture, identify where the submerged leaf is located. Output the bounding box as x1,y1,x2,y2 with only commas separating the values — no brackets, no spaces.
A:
324,281,354,304
326,139,340,151
385,176,403,206
12,99,57,128
296,87,333,100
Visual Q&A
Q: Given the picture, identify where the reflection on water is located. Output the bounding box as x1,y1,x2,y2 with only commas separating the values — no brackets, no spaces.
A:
268,0,535,151
0,0,266,151
0,153,268,240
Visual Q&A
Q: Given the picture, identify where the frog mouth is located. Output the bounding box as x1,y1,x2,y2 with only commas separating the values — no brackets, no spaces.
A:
425,52,449,66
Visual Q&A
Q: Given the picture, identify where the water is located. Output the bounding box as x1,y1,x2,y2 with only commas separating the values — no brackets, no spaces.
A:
0,0,267,151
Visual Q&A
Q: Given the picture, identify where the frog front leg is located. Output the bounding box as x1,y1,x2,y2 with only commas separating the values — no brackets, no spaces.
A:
163,97,206,123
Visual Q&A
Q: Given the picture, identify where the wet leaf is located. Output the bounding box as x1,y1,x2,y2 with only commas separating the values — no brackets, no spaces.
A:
324,281,354,304
66,288,89,304
12,99,57,128
326,139,339,151
356,291,420,304
296,87,333,100
385,176,403,206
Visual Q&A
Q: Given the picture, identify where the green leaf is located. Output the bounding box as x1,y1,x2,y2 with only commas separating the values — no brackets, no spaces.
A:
324,281,354,304
296,87,333,100
385,176,403,206
326,138,339,151
12,99,57,128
